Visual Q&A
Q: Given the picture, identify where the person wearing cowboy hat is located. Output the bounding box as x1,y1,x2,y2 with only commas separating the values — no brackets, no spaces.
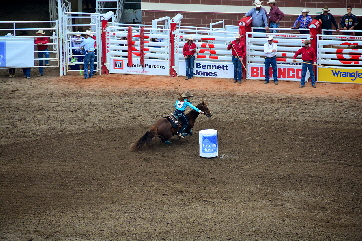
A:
244,1,269,32
71,32,85,75
267,0,284,33
227,34,246,83
315,6,339,35
293,40,316,88
80,30,96,79
264,35,278,85
34,29,50,76
183,36,197,80
291,8,313,34
174,92,204,138
4,33,15,78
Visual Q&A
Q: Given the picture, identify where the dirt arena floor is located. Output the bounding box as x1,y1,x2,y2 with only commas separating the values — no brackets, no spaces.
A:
1,68,361,240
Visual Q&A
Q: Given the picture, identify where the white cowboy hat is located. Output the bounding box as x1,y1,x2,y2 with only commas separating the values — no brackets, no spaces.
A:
85,30,93,37
267,35,274,41
322,6,330,12
186,36,194,41
5,33,13,37
181,92,194,98
267,0,276,4
75,31,81,36
301,8,310,13
36,30,45,35
234,34,241,39
254,0,262,7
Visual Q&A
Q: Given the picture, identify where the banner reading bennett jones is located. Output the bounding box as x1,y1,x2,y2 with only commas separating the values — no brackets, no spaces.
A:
179,61,234,78
318,67,362,84
111,59,169,75
0,37,34,68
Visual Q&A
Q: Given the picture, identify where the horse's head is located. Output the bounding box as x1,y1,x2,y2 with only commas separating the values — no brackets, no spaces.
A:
197,101,212,117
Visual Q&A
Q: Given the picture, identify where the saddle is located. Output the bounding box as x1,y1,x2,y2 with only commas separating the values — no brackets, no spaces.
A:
165,114,181,129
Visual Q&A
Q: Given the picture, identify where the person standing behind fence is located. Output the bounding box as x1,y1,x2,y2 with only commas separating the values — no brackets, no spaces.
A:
18,30,31,79
34,30,49,77
291,9,312,34
264,35,278,85
315,6,339,35
267,0,284,33
80,30,96,79
293,40,316,88
5,33,15,78
340,6,358,35
71,32,85,75
227,34,246,84
244,1,269,33
183,36,197,80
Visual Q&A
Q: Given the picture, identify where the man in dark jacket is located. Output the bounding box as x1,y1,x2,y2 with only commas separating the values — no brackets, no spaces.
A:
315,6,339,35
340,6,358,35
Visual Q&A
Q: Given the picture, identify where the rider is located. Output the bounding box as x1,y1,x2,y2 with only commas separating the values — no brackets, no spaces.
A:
174,92,204,138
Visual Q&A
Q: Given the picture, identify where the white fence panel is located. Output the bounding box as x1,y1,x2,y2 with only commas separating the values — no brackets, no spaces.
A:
246,31,309,81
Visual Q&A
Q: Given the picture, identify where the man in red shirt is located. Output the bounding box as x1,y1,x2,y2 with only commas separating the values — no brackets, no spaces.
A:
293,40,316,88
227,34,246,83
183,36,197,80
34,30,50,76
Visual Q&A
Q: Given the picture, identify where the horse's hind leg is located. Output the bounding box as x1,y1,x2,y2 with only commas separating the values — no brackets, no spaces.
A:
159,135,171,144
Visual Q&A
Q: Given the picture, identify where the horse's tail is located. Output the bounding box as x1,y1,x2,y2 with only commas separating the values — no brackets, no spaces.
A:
130,127,157,151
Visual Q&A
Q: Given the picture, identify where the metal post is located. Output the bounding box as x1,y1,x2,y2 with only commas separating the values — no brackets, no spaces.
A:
101,19,109,74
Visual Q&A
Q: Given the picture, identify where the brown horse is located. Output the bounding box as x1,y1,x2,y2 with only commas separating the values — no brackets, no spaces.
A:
130,101,212,151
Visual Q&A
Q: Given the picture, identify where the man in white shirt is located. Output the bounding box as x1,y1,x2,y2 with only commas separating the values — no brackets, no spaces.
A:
263,35,278,85
80,30,96,79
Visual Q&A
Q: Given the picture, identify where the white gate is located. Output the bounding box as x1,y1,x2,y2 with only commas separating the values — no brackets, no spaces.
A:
60,12,102,76
246,30,310,81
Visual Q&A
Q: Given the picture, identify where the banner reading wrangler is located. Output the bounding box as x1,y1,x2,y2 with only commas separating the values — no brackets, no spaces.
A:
0,37,34,68
318,67,362,84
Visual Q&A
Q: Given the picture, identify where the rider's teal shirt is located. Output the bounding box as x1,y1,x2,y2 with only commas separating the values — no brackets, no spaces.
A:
174,99,201,112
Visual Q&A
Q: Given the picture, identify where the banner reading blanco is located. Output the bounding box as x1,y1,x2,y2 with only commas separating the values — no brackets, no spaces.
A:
179,61,234,78
247,64,310,81
318,67,362,84
0,37,34,68
110,58,169,75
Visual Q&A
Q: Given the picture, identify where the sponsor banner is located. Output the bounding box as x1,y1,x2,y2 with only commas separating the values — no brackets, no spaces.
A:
179,61,234,78
0,38,34,68
248,64,309,81
318,67,362,84
110,58,169,75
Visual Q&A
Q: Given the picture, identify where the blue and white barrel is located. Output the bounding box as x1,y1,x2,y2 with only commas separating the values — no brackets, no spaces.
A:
199,129,218,158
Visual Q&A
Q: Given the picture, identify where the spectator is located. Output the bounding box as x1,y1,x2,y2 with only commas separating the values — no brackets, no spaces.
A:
71,32,85,75
245,0,269,32
267,0,284,33
291,8,312,34
18,30,31,79
340,6,358,35
227,34,246,84
293,40,316,88
315,6,339,35
5,33,15,77
264,36,278,85
34,29,50,76
80,30,96,79
183,36,197,80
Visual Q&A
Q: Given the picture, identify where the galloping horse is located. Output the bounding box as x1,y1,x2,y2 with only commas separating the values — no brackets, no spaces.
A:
130,101,212,151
